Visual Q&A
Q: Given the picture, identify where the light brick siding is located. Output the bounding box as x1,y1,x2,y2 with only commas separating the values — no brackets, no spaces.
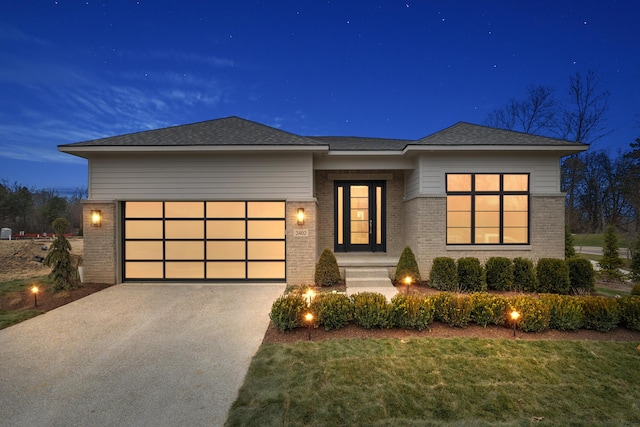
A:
286,201,317,285
82,201,117,284
403,195,565,275
314,170,405,258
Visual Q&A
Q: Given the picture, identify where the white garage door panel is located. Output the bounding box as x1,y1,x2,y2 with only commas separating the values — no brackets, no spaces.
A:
123,201,286,281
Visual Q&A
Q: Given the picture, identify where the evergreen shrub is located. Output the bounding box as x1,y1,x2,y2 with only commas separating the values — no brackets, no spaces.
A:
44,218,79,291
599,225,625,282
617,296,640,331
470,292,508,327
394,246,421,284
536,258,570,294
508,295,550,333
539,294,584,331
582,296,620,332
630,237,640,284
314,248,342,287
432,292,473,327
485,257,514,291
566,257,595,293
309,292,353,331
269,293,308,332
457,257,485,292
513,257,538,292
351,292,391,329
632,284,640,296
390,294,435,331
429,257,458,291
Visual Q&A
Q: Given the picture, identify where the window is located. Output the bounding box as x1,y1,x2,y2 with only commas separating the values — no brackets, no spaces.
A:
446,173,529,245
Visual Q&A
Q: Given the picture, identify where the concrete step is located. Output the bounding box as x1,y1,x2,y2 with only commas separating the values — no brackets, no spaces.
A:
347,277,393,288
345,267,390,280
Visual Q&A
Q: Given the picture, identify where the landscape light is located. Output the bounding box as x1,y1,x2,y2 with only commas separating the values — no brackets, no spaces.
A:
510,310,520,337
305,312,314,340
31,286,39,307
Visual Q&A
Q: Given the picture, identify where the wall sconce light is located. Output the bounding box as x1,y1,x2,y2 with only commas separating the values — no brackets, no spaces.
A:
296,208,305,225
91,210,102,227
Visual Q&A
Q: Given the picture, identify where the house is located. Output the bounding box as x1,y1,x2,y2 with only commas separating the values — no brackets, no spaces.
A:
59,116,587,285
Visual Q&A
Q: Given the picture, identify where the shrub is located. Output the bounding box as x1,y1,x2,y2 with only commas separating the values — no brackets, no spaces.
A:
269,293,308,332
394,246,421,284
632,284,640,296
485,257,514,291
617,296,640,331
599,225,625,282
508,295,550,333
536,258,570,294
351,292,391,329
470,292,508,327
432,292,473,327
513,257,538,293
457,257,485,292
539,294,584,331
314,248,341,287
566,257,595,293
565,225,576,259
582,296,621,332
630,236,640,284
430,257,458,291
390,294,435,331
309,292,353,331
44,218,79,291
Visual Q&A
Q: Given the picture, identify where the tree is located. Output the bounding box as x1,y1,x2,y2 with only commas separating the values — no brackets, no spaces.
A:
598,224,624,282
394,246,421,284
622,137,640,232
630,234,640,284
565,225,576,259
44,218,79,291
484,85,557,135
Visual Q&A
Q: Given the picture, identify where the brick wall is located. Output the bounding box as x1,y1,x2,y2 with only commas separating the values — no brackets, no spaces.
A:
286,201,317,285
82,201,117,284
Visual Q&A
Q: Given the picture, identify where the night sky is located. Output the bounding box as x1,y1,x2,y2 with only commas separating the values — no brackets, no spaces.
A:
1,1,638,192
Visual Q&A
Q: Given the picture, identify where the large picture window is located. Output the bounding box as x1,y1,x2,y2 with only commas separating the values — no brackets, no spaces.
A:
446,173,529,245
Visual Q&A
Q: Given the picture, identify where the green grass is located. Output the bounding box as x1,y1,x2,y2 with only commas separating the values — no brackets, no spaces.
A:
0,309,44,329
0,276,52,330
0,275,52,295
574,233,631,248
227,338,640,426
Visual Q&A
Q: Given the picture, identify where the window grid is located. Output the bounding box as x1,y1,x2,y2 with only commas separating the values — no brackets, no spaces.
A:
446,173,529,245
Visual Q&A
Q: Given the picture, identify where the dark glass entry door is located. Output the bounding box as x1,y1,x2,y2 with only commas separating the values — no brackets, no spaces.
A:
334,181,386,252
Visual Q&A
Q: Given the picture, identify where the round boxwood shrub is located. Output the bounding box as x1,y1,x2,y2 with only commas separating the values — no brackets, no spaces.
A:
485,257,514,291
351,292,391,329
617,296,640,331
309,292,353,331
582,296,621,332
470,292,508,327
432,292,473,327
508,295,550,333
430,257,458,291
269,293,308,332
390,294,435,331
314,248,341,287
566,257,595,293
539,294,584,331
513,257,538,292
631,284,640,296
457,257,486,292
394,246,421,284
536,258,570,294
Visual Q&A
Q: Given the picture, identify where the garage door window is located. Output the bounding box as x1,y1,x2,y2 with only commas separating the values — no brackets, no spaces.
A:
123,201,285,281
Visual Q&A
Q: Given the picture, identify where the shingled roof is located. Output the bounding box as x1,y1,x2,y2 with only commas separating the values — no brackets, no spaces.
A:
307,136,412,151
60,116,325,148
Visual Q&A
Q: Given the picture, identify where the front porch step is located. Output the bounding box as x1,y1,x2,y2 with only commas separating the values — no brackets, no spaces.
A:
344,266,397,301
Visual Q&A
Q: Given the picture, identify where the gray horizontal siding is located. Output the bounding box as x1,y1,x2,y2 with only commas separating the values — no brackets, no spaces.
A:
89,153,313,200
418,152,561,195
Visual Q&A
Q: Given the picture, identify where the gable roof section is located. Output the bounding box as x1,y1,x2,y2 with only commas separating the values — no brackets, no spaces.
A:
59,116,328,156
307,136,412,151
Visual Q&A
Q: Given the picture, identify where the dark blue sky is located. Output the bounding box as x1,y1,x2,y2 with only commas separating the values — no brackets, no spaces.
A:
1,1,638,192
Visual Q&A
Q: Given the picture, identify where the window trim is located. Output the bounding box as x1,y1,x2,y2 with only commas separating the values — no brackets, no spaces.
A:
446,173,530,245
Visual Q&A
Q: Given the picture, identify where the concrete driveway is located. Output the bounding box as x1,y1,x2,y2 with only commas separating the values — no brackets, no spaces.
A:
0,283,284,427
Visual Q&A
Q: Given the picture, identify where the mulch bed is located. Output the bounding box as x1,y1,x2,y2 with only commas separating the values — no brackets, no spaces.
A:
0,283,115,312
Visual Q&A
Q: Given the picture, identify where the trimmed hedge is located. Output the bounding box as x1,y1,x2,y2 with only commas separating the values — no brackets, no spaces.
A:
536,258,570,294
430,257,458,291
309,292,352,331
351,292,391,329
470,292,508,327
539,294,584,331
513,257,538,292
432,292,473,327
395,246,421,284
582,296,620,332
618,296,640,331
390,294,435,331
566,257,595,293
457,257,486,292
270,293,308,332
631,284,640,296
485,257,514,291
508,295,551,333
314,248,341,287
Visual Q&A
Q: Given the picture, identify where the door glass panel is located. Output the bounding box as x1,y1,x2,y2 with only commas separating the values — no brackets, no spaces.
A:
248,241,285,260
247,202,285,218
206,241,245,260
165,262,203,279
247,220,285,239
376,186,382,245
350,185,369,245
166,241,204,260
165,220,203,239
165,202,203,218
248,262,285,279
125,262,164,279
337,186,343,245
207,220,245,239
207,262,246,279
125,241,163,260
125,220,163,239
126,202,163,218
207,202,245,218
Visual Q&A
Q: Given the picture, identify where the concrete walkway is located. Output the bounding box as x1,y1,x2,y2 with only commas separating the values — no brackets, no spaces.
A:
0,283,284,427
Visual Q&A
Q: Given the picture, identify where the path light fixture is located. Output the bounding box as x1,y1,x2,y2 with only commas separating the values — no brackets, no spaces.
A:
305,312,314,340
404,276,412,294
510,310,520,337
296,208,305,225
304,289,315,306
91,210,102,227
31,285,39,307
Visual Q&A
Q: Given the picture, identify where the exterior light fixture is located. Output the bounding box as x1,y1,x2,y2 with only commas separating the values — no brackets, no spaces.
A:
304,289,316,306
404,276,412,294
296,208,305,225
91,210,102,227
510,310,520,337
31,285,39,307
305,312,314,340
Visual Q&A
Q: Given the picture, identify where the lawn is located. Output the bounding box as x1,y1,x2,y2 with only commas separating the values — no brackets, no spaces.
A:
0,276,50,329
227,338,640,426
573,233,632,248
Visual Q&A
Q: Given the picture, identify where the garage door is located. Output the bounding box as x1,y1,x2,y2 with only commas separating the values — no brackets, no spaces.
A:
123,201,286,281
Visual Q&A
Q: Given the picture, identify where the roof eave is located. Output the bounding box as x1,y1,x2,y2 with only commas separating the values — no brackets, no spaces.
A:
403,144,588,155
58,144,329,157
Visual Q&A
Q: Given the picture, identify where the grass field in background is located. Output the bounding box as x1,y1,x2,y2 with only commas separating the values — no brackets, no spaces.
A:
227,338,640,426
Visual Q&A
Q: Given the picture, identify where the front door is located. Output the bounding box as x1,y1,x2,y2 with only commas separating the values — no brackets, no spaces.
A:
334,181,386,252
